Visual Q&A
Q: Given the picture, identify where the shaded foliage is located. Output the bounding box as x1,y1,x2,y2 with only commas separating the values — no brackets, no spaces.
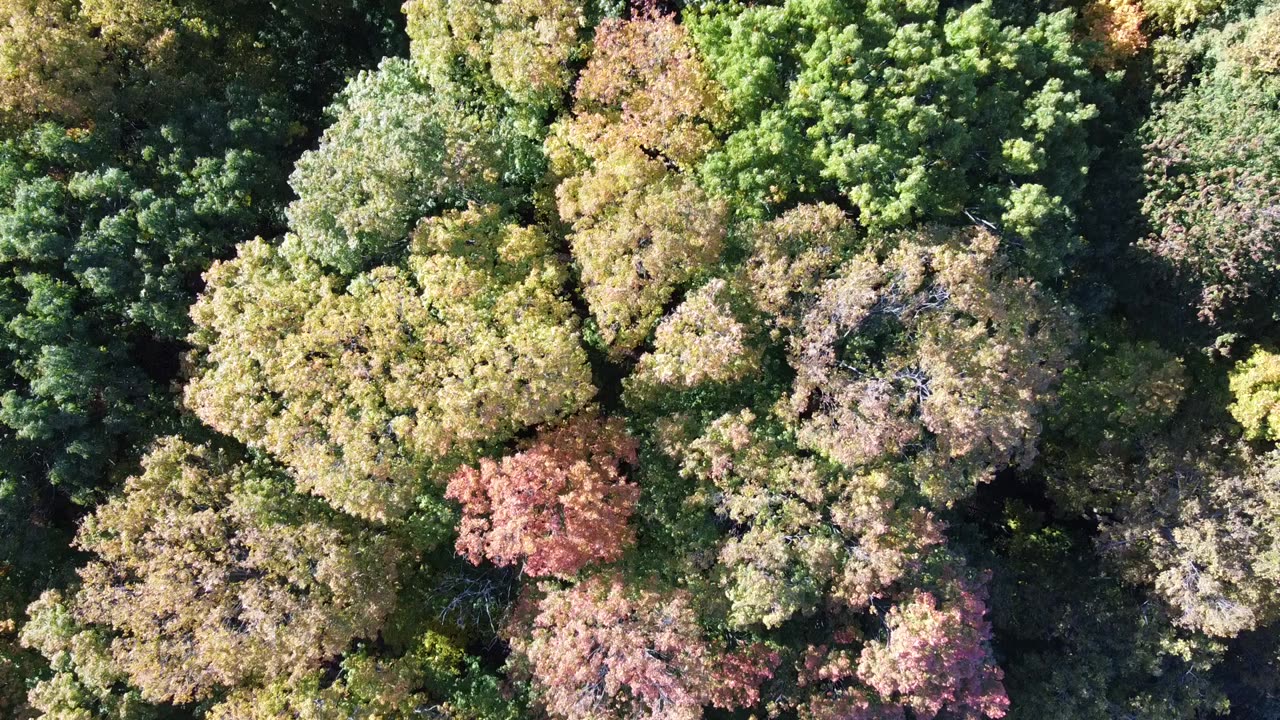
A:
1141,6,1280,323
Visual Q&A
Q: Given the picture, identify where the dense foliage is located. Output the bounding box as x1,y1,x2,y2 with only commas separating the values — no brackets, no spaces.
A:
3,0,1280,717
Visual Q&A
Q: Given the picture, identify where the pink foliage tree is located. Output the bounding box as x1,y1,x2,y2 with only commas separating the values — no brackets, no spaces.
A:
857,581,1009,720
798,630,906,720
446,414,640,579
507,574,777,720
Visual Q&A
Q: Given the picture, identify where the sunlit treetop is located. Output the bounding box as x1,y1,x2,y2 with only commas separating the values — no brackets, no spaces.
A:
547,11,729,355
1083,0,1149,69
69,437,402,703
740,203,863,334
690,0,1098,273
0,0,108,129
8,0,1271,716
286,57,541,274
857,581,1009,720
405,0,595,110
669,409,945,628
505,573,777,720
626,278,763,396
792,574,1008,720
1229,347,1280,441
186,205,595,522
447,412,640,579
773,224,1077,504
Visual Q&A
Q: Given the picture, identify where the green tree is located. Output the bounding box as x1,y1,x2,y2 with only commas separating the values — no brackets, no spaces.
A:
690,0,1097,270
0,97,292,506
286,58,542,274
1141,4,1280,323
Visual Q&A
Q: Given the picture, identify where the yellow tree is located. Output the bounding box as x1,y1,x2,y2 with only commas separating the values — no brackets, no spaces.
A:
547,11,728,355
0,0,108,128
68,437,401,703
187,206,595,521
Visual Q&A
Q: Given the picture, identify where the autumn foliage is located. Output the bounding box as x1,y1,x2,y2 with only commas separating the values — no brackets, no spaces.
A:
674,409,945,628
507,574,776,720
185,206,595,521
1084,0,1148,68
447,414,640,578
779,226,1076,503
7,0,1280,719
858,584,1009,720
71,438,401,703
547,11,727,355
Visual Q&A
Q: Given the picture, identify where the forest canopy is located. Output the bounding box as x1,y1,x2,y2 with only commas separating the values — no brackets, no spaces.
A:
2,0,1280,718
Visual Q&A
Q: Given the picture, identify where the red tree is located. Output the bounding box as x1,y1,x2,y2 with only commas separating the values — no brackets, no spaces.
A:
446,414,640,579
